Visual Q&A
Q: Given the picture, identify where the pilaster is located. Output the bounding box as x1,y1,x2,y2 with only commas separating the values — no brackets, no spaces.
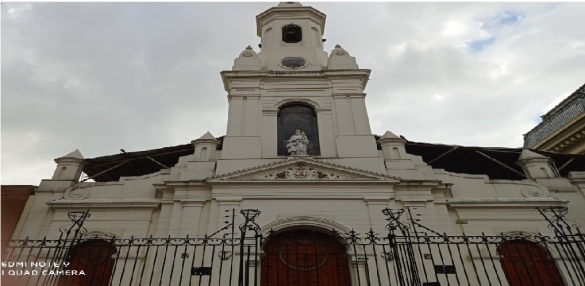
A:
364,196,391,233
155,188,175,237
179,199,207,237
214,197,242,236
261,110,278,158
349,94,371,134
316,110,337,157
226,97,244,136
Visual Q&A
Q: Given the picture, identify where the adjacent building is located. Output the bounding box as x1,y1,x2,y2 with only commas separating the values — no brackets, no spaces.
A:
1,185,35,251
524,83,585,154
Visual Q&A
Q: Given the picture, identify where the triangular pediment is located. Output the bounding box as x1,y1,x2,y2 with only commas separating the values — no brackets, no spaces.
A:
206,157,400,182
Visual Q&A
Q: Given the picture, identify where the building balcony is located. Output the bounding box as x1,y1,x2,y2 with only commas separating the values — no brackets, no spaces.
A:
524,83,585,154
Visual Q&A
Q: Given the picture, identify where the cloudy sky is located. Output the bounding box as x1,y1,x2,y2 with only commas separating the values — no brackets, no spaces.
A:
2,2,585,185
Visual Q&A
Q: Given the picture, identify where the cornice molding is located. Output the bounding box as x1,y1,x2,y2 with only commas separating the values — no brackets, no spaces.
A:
55,157,86,165
221,69,371,92
46,198,161,209
447,197,568,208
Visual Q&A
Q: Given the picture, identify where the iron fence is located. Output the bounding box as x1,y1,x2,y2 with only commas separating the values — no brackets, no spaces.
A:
2,207,584,286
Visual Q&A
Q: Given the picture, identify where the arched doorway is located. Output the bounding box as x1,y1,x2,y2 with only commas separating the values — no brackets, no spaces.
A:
261,229,351,286
58,240,117,286
497,240,565,286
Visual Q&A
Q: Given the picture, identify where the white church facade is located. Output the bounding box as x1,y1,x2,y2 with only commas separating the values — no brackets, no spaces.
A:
6,3,585,286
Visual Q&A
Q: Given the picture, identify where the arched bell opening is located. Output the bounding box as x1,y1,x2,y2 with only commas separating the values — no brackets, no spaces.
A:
282,24,302,43
58,240,117,286
261,228,351,286
497,240,565,286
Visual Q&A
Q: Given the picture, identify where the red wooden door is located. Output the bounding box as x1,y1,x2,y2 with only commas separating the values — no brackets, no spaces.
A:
261,230,351,286
58,240,117,286
497,240,565,286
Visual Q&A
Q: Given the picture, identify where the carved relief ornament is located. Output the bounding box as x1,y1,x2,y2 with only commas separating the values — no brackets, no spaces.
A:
258,163,350,180
64,186,90,200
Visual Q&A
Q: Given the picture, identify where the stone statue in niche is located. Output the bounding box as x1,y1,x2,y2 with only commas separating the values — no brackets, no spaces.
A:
286,129,309,156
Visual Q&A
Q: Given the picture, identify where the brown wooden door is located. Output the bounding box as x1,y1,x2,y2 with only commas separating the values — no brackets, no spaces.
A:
261,230,351,286
58,240,117,286
497,240,565,286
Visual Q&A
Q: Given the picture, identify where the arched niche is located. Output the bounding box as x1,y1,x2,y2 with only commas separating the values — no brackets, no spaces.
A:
277,103,321,156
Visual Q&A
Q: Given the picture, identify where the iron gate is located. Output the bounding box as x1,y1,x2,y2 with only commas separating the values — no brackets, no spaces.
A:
3,207,584,286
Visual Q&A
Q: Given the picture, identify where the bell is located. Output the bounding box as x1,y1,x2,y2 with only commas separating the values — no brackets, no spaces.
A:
286,30,296,41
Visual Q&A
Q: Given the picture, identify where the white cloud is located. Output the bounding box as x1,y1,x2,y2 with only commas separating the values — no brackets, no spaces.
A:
4,3,32,17
442,20,467,37
2,2,585,185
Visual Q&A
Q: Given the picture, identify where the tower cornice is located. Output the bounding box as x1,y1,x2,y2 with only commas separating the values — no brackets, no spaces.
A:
220,69,371,92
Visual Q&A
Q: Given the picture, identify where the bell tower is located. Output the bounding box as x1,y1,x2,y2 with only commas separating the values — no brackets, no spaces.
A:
218,2,384,174
255,2,329,71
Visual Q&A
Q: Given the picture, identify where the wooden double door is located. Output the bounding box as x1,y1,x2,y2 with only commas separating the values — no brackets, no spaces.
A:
261,230,351,286
58,240,117,286
497,240,565,286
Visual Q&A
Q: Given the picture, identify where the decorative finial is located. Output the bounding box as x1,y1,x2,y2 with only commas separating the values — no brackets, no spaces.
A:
328,44,358,69
277,2,303,7
331,44,349,56
239,46,257,58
